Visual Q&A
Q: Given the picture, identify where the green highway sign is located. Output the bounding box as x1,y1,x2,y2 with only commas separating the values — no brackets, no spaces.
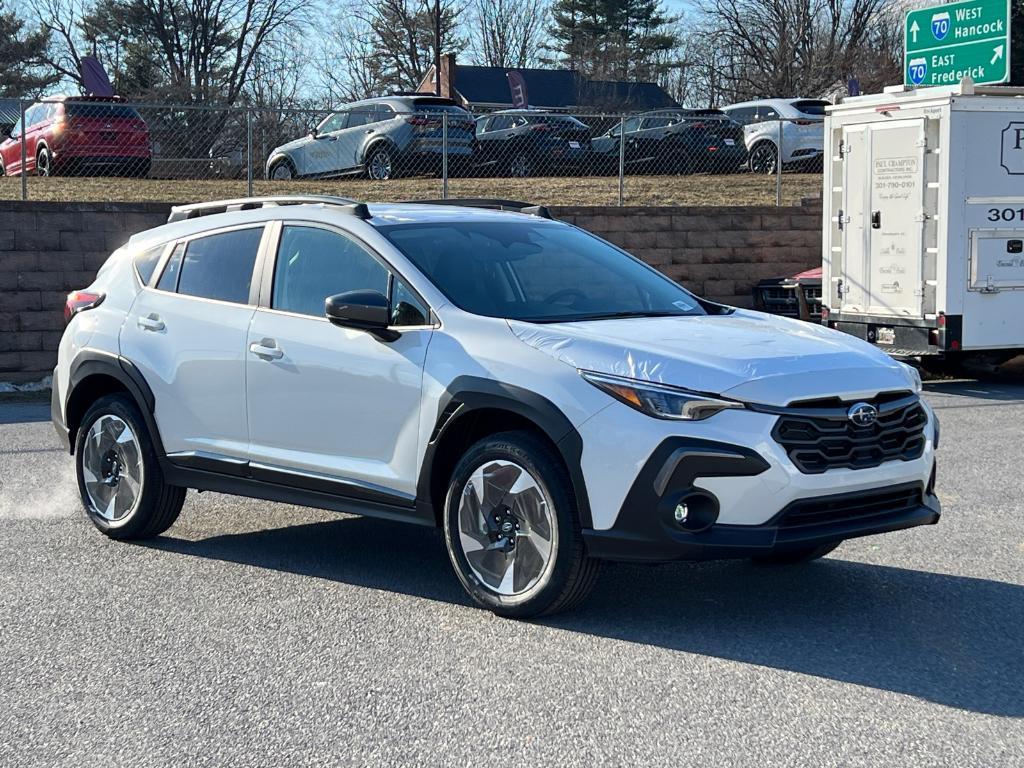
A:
904,0,1011,86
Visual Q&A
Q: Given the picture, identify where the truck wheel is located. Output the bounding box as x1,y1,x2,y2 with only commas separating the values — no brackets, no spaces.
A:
443,431,601,619
751,542,840,565
75,394,185,540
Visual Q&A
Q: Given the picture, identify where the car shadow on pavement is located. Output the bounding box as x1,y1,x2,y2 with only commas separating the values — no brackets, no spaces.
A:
149,516,1023,718
924,379,1024,403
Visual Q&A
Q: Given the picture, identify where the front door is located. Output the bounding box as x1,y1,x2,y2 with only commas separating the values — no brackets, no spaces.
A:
245,223,432,501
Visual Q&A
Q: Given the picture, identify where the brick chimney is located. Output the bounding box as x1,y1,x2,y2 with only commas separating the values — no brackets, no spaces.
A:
439,53,456,99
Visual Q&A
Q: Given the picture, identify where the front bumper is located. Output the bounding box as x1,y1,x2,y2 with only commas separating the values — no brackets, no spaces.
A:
576,400,939,562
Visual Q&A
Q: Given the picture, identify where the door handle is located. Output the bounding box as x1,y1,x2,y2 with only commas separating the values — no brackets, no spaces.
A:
137,314,165,332
249,339,283,360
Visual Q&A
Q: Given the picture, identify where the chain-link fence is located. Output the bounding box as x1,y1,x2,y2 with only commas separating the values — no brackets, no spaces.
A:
0,97,823,206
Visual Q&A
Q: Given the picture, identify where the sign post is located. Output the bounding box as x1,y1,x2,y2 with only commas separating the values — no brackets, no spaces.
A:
904,0,1011,86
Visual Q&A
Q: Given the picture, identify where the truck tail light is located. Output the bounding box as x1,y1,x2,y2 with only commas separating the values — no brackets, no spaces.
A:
64,290,104,323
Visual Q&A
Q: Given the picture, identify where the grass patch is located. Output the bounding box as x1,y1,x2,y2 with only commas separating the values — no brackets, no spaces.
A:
0,173,822,208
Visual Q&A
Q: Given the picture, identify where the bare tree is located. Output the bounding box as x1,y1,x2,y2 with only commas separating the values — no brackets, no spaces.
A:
37,0,310,103
469,0,549,68
318,14,390,102
694,0,892,100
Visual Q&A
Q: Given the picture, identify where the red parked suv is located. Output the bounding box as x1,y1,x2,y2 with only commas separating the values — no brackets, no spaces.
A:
0,96,151,178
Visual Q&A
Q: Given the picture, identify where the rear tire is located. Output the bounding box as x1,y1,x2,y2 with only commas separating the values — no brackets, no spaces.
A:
365,145,395,180
748,141,778,175
75,394,185,540
443,430,601,618
751,542,840,565
36,146,53,177
269,157,296,180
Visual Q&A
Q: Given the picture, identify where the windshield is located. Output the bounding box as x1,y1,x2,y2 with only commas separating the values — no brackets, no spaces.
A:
377,220,706,322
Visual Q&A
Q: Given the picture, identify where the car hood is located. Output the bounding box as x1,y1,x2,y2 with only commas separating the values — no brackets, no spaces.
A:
270,136,309,156
508,310,917,406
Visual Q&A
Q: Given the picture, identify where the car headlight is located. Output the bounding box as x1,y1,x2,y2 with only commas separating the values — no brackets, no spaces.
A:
900,362,923,394
580,371,744,421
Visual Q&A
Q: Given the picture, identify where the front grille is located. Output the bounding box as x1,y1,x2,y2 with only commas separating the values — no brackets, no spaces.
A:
772,398,927,474
774,484,923,529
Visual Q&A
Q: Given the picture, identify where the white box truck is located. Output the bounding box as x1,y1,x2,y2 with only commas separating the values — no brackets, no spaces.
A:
821,79,1024,367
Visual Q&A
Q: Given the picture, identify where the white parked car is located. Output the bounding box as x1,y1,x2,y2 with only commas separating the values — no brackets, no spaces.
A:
721,99,829,173
51,196,940,618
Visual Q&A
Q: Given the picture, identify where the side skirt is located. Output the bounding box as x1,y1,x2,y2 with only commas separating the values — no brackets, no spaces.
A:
161,456,434,528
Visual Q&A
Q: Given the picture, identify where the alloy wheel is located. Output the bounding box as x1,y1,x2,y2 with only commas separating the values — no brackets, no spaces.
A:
509,153,532,178
367,149,393,180
749,143,777,175
456,459,556,596
81,415,144,522
271,162,293,180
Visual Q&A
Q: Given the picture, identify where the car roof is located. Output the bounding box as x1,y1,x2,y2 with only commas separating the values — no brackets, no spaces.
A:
338,95,464,111
722,98,821,110
128,201,558,250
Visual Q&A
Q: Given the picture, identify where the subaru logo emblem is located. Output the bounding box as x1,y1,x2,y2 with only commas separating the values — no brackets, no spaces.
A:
847,402,878,427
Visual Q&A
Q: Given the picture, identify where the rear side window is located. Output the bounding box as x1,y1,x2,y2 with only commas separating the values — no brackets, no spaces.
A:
134,244,165,284
791,100,829,116
174,227,263,304
156,243,184,291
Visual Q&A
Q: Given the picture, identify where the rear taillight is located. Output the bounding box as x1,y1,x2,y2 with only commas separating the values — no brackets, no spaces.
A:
64,290,104,323
531,123,555,132
794,119,817,126
406,116,437,127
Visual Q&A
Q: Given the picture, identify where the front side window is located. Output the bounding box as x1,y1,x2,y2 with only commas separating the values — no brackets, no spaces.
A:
272,226,389,317
379,220,705,323
318,112,347,133
623,116,642,133
173,227,263,303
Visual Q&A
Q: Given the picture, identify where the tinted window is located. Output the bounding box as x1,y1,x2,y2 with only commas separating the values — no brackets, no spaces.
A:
348,109,373,128
623,117,642,132
273,226,388,317
176,227,262,304
391,278,429,326
641,116,678,129
379,221,705,322
65,102,142,120
157,243,184,291
755,107,780,121
791,100,829,116
134,244,165,285
489,115,513,131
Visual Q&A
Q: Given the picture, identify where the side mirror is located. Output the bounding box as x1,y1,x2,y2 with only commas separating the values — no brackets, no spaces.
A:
309,126,319,138
325,290,398,341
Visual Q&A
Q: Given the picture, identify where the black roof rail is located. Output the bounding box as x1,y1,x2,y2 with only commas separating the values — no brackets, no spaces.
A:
401,198,555,220
167,195,359,223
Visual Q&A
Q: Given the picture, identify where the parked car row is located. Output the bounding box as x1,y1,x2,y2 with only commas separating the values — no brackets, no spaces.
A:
0,94,828,181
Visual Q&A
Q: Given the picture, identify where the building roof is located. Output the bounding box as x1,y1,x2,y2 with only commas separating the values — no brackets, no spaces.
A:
418,64,678,112
0,98,22,128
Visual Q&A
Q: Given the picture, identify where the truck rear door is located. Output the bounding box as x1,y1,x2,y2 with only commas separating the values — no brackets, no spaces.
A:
841,119,927,318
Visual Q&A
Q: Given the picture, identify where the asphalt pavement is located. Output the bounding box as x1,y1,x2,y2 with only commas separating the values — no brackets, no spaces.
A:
0,380,1022,767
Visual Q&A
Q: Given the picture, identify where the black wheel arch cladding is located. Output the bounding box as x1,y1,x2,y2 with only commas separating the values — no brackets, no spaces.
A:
416,376,593,529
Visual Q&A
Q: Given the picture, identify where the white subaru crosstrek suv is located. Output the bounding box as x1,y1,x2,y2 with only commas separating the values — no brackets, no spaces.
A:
52,196,940,618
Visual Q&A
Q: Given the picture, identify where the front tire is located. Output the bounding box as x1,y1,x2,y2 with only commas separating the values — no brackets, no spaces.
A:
75,394,185,540
443,431,601,618
751,542,839,565
36,146,53,177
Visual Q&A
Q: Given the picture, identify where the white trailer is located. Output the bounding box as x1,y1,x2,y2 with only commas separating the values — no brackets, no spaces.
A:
821,79,1024,365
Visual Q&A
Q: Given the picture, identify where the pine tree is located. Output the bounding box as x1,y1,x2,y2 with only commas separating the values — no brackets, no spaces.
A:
547,0,677,81
0,2,57,96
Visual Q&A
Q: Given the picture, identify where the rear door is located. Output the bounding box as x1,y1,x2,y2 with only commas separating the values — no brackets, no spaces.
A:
121,224,270,460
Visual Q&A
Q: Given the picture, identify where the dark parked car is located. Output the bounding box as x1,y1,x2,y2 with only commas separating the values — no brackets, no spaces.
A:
266,96,475,181
473,110,593,177
0,96,151,177
590,109,748,174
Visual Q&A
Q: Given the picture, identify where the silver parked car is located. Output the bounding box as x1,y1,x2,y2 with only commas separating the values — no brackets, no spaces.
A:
721,99,829,174
265,96,475,181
